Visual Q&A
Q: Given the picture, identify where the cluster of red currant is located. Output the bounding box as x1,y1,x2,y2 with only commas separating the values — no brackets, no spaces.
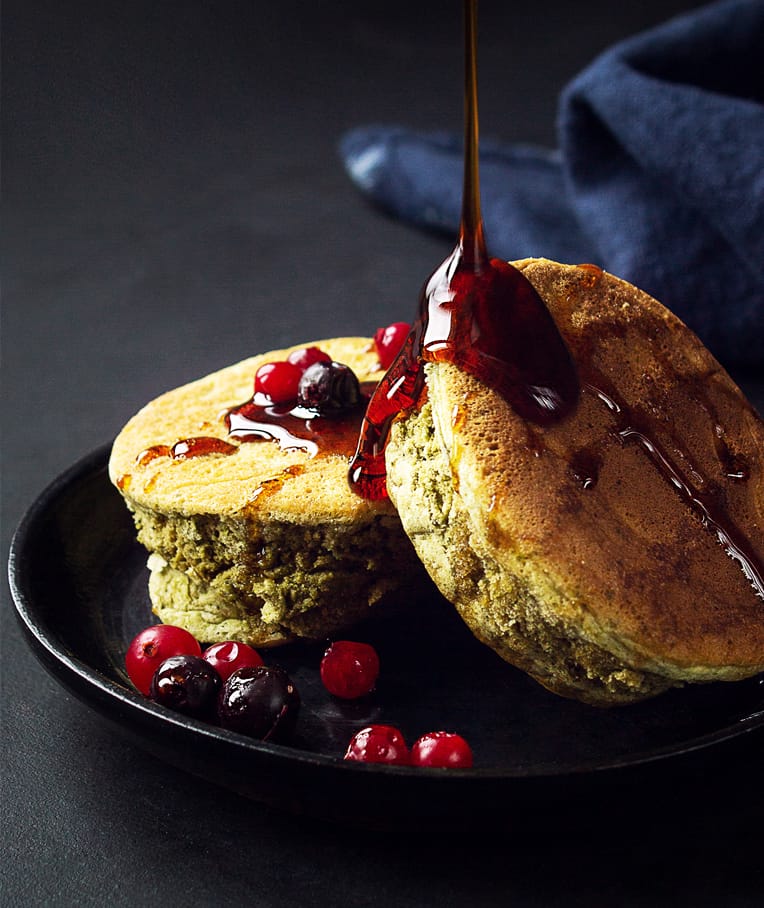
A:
252,322,411,411
125,626,472,768
254,345,333,405
125,626,299,742
321,640,472,768
344,725,473,768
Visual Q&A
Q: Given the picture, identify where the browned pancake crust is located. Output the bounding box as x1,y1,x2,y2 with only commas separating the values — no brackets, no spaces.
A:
386,259,764,704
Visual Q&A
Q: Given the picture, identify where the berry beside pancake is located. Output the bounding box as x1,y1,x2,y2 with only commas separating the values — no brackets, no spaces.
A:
109,337,425,646
385,259,764,705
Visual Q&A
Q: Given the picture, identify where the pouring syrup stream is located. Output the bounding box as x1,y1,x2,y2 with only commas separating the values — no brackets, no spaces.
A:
348,0,580,500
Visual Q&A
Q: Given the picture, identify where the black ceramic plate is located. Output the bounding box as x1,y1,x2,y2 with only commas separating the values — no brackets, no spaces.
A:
9,445,764,827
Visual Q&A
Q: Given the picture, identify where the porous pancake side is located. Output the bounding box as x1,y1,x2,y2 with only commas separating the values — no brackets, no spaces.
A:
128,502,425,645
147,558,403,646
387,399,674,706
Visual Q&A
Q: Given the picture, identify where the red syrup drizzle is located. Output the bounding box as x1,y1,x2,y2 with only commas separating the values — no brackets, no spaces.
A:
348,0,579,500
134,383,376,473
225,385,376,458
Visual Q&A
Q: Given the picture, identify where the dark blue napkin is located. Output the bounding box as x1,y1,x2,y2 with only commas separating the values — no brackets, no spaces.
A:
340,0,764,369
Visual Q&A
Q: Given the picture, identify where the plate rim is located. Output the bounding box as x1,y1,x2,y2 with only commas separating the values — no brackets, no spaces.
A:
8,443,764,788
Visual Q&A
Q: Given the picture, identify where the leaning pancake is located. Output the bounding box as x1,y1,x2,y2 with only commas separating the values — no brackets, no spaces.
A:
109,337,424,646
386,259,764,705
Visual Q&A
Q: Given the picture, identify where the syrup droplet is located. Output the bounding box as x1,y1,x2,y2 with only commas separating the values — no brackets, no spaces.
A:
248,464,306,504
348,0,579,500
693,394,752,482
171,436,238,459
713,424,750,481
569,448,601,489
136,437,237,465
143,474,159,495
576,263,604,288
136,444,171,466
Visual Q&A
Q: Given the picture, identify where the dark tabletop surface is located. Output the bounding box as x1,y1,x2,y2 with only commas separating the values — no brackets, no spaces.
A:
3,1,763,905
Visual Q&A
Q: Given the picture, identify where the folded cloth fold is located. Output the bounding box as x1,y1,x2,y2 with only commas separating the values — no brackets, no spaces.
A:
340,0,764,369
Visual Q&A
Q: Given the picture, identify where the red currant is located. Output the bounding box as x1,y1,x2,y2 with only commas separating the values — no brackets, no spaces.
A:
287,346,331,371
410,732,473,769
125,625,201,695
203,641,264,682
254,361,303,403
374,321,410,370
344,725,410,765
320,640,380,699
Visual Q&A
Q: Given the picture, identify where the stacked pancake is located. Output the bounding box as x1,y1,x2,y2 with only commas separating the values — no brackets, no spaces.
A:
108,338,426,647
110,261,764,704
385,259,764,704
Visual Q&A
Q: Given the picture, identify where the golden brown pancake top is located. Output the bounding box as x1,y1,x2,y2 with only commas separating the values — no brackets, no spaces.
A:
109,337,392,524
427,259,764,675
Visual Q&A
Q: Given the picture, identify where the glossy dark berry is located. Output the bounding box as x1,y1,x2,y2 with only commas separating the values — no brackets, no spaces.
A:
125,624,202,695
287,346,331,371
255,361,303,403
203,641,264,682
344,725,410,765
410,732,473,768
297,361,361,415
374,321,410,370
320,641,380,699
217,665,300,742
148,654,221,718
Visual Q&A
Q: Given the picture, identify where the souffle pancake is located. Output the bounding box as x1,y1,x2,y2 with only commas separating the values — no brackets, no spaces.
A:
385,259,764,705
109,337,425,646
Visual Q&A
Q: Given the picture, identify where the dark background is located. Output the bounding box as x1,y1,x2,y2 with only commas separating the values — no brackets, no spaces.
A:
3,1,762,905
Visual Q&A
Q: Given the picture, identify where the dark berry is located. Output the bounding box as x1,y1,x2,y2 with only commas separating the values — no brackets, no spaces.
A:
217,665,300,742
344,725,410,765
254,361,303,403
203,641,264,682
374,321,410,370
287,346,331,371
297,361,361,415
149,654,221,719
320,641,380,700
125,624,201,695
411,732,473,769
